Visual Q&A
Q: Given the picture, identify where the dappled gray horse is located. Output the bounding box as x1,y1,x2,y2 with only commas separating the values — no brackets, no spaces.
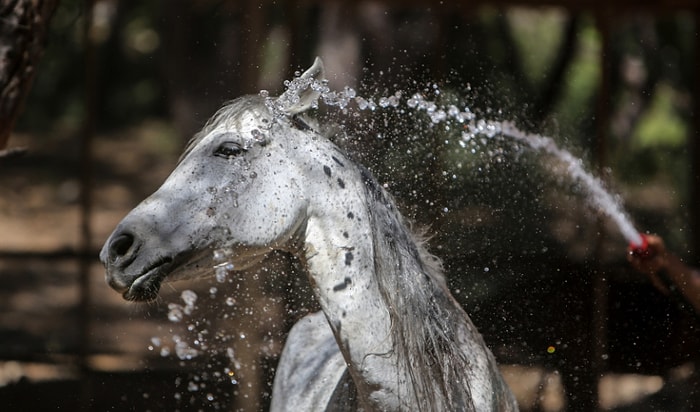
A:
100,59,518,411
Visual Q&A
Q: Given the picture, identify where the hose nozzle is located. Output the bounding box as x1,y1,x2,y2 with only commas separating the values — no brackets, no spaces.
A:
629,233,650,258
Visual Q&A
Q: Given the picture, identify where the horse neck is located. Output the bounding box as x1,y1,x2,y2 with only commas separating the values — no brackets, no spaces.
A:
300,161,394,407
301,156,475,410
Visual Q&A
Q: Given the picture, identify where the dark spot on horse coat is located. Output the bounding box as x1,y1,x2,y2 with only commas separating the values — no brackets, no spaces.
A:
291,115,312,131
345,252,354,266
333,277,352,292
332,156,345,167
323,165,332,177
347,212,354,219
343,231,349,238
337,178,345,189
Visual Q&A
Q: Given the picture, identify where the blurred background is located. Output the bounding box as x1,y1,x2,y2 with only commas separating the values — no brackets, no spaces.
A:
1,0,699,411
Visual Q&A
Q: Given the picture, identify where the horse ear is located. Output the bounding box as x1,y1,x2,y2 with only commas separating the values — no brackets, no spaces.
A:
277,57,326,115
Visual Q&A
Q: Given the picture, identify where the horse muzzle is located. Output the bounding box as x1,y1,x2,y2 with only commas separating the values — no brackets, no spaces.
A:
101,229,173,301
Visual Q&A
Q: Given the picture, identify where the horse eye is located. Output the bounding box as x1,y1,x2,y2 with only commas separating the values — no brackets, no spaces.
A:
214,142,246,159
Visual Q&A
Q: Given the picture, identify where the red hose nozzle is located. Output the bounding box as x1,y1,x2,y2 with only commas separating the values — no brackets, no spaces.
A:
629,233,651,258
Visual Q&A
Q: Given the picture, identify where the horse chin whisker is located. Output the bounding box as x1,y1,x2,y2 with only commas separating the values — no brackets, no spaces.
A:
122,256,177,302
160,282,184,300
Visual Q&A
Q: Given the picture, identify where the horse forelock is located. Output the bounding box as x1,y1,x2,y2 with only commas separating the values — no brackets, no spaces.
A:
179,96,273,164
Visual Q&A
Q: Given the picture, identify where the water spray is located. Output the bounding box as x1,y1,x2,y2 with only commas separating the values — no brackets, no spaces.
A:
278,76,647,250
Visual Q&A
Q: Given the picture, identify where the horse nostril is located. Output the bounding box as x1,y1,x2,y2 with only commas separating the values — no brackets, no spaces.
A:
110,233,135,261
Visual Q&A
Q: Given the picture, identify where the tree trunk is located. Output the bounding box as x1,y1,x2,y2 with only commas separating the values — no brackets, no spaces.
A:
0,0,58,151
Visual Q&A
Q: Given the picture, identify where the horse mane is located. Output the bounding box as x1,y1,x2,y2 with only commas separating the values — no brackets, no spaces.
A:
358,165,477,411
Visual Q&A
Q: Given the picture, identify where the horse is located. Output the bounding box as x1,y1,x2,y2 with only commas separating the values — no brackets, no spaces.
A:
100,58,518,412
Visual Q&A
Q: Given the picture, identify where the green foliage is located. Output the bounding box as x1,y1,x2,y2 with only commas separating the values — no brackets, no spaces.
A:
632,83,687,149
507,8,569,87
18,0,166,135
551,19,601,146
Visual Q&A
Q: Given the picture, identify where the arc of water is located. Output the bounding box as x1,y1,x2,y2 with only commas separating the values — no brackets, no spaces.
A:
496,122,643,246
273,74,643,247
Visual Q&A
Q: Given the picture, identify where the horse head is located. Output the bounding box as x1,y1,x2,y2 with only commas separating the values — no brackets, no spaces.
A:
100,59,328,301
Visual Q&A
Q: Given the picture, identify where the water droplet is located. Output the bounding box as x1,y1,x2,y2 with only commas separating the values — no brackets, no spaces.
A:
225,297,236,306
174,339,199,360
214,262,233,283
356,97,368,110
167,304,184,322
213,249,230,262
181,290,197,308
251,128,264,142
406,93,421,108
344,86,356,99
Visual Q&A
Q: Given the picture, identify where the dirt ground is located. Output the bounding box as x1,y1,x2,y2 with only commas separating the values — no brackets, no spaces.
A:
1,124,697,411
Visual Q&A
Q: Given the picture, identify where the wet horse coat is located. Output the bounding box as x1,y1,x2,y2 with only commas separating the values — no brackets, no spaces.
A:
100,59,518,411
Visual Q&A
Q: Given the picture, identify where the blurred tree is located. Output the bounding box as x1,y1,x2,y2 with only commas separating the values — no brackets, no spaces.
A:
0,0,58,153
